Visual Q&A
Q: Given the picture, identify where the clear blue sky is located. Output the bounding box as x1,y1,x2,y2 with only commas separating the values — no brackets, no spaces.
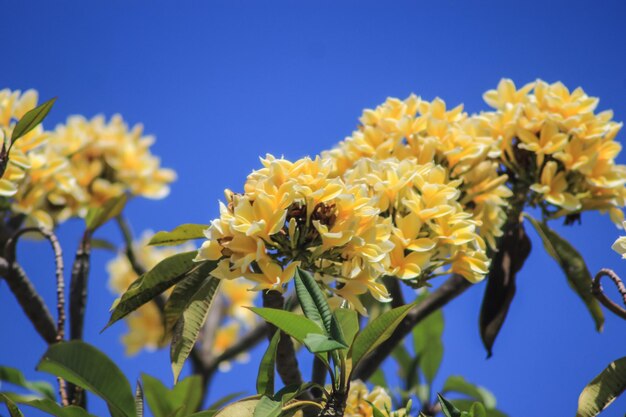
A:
1,1,626,416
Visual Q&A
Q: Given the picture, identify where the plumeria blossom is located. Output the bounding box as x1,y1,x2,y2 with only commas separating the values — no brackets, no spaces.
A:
483,78,626,224
323,94,510,250
108,231,257,361
196,155,396,310
611,223,626,259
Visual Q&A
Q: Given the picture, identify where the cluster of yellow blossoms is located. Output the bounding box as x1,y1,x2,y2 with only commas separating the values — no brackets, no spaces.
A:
194,79,626,314
611,222,626,259
0,88,175,229
108,231,257,359
481,79,625,223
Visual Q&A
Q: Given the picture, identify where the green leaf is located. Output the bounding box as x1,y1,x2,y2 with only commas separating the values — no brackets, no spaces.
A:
252,396,281,417
163,262,220,335
480,223,531,357
443,376,496,409
349,301,416,369
438,394,463,417
0,365,55,400
470,402,487,417
20,398,97,417
303,333,347,353
369,368,387,388
10,97,56,143
294,268,345,345
213,397,259,417
334,308,358,347
248,308,325,345
413,292,444,384
149,224,209,247
171,278,222,382
450,400,508,417
105,251,202,330
36,341,135,417
256,331,280,396
524,215,604,332
577,356,626,417
85,194,128,232
142,374,204,417
0,393,24,417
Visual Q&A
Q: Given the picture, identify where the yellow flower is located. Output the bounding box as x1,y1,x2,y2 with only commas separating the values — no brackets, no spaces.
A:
48,114,176,218
611,223,626,259
483,78,534,110
343,380,406,417
530,162,581,211
517,122,568,166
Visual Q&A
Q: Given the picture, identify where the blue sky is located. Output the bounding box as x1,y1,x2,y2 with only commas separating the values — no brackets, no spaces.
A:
1,1,626,416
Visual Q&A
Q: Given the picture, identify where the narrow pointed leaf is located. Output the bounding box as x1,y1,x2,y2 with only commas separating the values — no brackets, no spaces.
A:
248,307,325,344
294,268,345,344
10,97,56,143
256,331,280,396
0,366,55,400
349,302,416,369
163,261,220,335
105,252,202,329
480,222,531,357
577,356,626,417
334,308,359,347
142,374,203,417
438,394,463,417
0,394,24,417
525,215,604,331
36,341,135,417
149,224,209,247
413,291,444,384
171,277,221,382
365,400,386,417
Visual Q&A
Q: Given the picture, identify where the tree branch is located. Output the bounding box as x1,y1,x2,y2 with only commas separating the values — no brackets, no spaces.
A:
69,231,91,341
592,268,626,320
351,274,471,381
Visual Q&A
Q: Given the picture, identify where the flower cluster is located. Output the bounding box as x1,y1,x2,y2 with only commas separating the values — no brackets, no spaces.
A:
343,380,406,417
108,231,257,359
1,88,175,229
481,79,626,223
195,155,395,311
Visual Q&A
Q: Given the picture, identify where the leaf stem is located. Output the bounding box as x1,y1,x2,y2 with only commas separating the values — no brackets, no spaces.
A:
592,268,626,320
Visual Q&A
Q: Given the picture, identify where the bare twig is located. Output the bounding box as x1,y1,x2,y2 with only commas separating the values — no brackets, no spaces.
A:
592,268,626,320
3,227,69,405
352,274,471,381
69,231,91,341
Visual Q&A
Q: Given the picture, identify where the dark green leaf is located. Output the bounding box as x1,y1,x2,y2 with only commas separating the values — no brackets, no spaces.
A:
85,194,128,232
10,97,56,143
0,365,55,400
303,333,347,353
450,400,508,417
149,224,209,247
349,302,416,369
480,223,531,357
334,308,358,347
256,331,280,396
248,308,325,345
525,215,604,332
294,268,345,345
143,374,204,417
90,238,117,252
470,402,487,417
105,252,202,330
163,262,220,335
369,368,387,388
443,376,496,409
413,292,444,384
0,393,24,417
171,278,222,382
577,356,626,417
252,396,281,417
36,341,135,417
21,398,97,417
438,394,463,417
